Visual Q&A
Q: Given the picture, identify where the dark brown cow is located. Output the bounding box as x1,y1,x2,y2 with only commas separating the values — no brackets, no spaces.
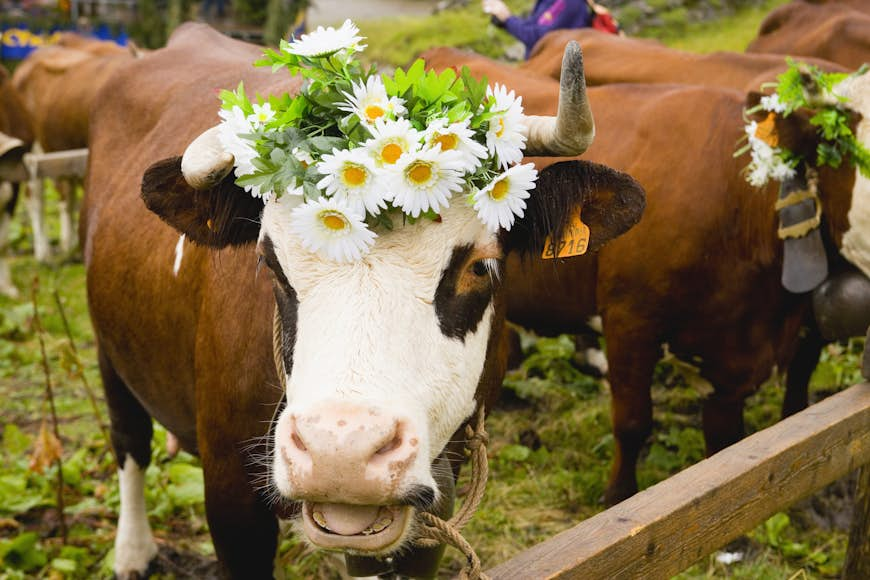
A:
520,28,845,89
747,0,870,69
12,35,137,259
83,24,644,577
0,66,33,297
423,52,870,504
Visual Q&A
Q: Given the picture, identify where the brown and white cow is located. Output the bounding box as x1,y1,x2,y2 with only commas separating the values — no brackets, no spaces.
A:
747,0,870,70
12,34,138,260
0,67,33,297
423,50,870,504
82,23,644,577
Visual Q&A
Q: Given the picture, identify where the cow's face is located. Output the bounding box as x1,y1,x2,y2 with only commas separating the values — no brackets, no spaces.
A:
260,198,502,552
143,154,645,557
834,72,870,270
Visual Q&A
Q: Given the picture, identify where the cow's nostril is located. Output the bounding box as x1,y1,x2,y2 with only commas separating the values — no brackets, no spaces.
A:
376,434,402,455
292,433,308,452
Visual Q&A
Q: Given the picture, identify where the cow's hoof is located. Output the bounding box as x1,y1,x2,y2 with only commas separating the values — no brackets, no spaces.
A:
114,539,158,580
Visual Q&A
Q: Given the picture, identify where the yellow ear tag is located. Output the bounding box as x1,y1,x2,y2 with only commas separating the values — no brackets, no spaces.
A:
755,112,779,148
542,208,590,259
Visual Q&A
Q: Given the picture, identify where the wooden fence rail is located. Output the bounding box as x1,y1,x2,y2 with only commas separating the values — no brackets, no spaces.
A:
487,383,870,579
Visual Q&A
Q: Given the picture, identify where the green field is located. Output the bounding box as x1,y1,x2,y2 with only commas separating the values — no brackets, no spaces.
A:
0,1,863,578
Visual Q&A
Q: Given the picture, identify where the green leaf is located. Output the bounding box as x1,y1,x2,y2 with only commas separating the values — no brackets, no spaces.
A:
3,424,30,456
0,533,47,572
498,444,531,463
166,463,204,507
50,557,78,573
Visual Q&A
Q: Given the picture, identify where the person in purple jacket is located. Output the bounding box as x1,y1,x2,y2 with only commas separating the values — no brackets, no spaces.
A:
483,0,592,58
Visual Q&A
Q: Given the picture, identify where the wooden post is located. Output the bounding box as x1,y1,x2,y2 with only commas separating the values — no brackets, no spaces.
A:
487,384,870,579
843,465,870,580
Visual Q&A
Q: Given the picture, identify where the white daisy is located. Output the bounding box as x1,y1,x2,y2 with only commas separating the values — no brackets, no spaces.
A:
743,120,796,187
760,93,787,114
472,163,538,232
289,197,376,262
339,76,407,126
293,147,315,167
364,118,422,167
316,148,389,215
284,19,366,58
248,102,275,127
486,84,527,169
423,117,488,172
217,106,266,198
390,146,466,217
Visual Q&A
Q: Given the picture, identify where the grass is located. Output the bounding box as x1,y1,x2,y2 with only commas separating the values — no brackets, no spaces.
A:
648,0,792,53
0,3,864,578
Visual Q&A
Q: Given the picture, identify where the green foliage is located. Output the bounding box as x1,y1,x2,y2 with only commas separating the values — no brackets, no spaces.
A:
503,335,601,401
0,533,47,572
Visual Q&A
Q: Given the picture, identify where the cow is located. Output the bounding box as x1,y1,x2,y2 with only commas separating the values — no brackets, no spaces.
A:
82,23,645,578
12,34,138,260
747,0,870,70
421,50,870,504
519,28,846,89
0,66,33,297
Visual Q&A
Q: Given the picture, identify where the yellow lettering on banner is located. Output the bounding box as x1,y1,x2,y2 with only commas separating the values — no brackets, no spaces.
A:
541,209,590,259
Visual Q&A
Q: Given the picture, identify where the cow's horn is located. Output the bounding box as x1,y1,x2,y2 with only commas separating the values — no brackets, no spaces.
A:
521,41,594,157
181,126,234,190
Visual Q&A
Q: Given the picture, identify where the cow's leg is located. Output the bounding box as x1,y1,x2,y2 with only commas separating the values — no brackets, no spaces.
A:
603,317,658,505
56,177,78,255
782,326,824,418
26,177,50,262
199,428,278,578
701,388,746,455
0,182,19,298
99,350,158,578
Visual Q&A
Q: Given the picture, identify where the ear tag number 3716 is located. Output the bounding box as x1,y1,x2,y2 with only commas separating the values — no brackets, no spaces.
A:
542,209,590,259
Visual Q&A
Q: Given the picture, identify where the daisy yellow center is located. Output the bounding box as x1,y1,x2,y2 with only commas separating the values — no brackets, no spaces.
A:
381,143,403,164
495,118,506,138
433,133,458,151
407,161,433,185
490,179,509,200
364,104,385,121
341,164,368,187
319,211,349,231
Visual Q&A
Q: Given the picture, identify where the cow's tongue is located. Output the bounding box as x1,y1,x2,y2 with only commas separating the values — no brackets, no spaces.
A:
312,503,382,536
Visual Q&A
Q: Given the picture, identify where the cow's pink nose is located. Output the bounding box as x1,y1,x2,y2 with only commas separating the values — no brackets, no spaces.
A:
281,403,420,505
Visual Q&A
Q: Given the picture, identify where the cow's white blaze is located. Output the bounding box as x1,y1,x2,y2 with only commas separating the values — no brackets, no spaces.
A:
838,73,870,276
262,198,497,501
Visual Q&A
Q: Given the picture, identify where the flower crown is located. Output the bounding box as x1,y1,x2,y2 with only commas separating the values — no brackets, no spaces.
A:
738,60,870,188
217,20,539,262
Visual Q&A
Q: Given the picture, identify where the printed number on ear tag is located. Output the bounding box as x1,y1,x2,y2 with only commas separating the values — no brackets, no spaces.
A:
542,209,590,259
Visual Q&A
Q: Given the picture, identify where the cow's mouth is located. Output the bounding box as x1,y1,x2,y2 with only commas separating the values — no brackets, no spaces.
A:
301,501,412,553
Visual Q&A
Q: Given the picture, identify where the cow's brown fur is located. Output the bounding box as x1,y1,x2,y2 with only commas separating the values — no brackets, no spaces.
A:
12,36,134,151
424,52,860,503
520,28,846,89
747,0,870,69
84,23,644,575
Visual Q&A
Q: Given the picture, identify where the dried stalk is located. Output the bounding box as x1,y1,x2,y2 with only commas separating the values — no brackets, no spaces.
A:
31,277,67,543
52,288,110,445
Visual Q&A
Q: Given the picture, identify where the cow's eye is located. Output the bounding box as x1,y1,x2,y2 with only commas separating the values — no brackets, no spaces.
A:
471,260,489,277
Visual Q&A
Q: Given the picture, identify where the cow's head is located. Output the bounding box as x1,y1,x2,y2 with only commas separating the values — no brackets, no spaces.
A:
142,44,645,556
745,66,870,295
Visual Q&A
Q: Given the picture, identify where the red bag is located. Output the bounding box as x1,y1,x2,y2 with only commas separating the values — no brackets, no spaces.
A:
587,0,622,35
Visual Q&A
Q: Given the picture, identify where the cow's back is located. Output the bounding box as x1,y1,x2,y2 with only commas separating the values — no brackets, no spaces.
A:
747,1,870,69
84,24,298,450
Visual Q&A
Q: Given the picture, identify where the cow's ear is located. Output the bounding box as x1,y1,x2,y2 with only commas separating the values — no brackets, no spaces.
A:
745,92,819,159
141,156,262,248
504,160,645,256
